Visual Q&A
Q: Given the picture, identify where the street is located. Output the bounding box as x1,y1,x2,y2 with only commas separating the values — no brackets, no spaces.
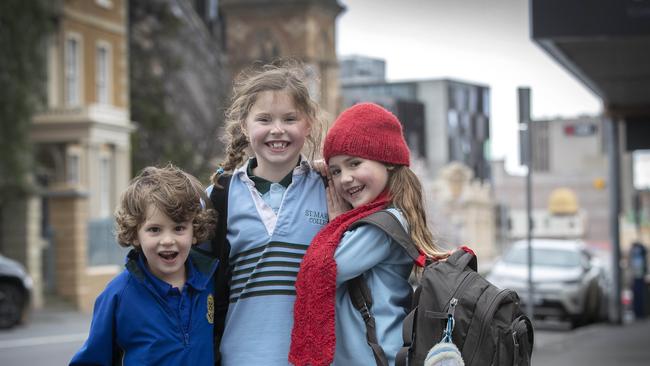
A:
533,318,650,365
1,301,649,365
0,300,90,365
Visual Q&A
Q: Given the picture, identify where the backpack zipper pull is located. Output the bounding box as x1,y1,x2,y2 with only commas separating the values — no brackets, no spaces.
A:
448,298,458,318
442,298,459,343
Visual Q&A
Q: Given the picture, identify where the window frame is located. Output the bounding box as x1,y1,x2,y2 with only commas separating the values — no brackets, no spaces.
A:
95,41,112,105
64,33,83,107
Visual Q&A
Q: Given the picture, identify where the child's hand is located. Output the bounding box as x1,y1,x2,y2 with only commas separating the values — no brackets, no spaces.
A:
326,175,351,221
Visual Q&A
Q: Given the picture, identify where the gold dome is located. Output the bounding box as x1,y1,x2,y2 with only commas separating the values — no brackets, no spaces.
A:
548,188,579,215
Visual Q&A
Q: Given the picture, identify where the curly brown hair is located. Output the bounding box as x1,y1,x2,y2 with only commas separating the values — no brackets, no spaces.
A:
211,60,326,187
115,164,216,247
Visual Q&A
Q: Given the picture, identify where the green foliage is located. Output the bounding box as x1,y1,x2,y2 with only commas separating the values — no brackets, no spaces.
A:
0,0,52,205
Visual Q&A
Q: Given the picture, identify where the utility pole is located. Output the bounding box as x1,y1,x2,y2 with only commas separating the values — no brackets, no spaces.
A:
518,87,534,320
607,117,622,324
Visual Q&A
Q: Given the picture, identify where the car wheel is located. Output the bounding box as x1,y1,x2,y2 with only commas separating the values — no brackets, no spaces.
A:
0,283,25,329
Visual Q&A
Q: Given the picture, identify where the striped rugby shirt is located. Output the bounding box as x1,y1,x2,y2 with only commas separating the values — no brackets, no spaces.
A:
219,159,327,366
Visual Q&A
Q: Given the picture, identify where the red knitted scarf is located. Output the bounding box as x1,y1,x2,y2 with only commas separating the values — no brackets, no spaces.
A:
289,192,390,366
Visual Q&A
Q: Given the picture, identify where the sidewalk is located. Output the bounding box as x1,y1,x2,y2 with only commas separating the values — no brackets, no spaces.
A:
533,318,650,365
0,297,90,339
3,300,650,365
0,297,91,366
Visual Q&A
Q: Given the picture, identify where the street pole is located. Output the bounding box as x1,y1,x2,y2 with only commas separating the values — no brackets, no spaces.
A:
518,87,534,320
607,116,622,324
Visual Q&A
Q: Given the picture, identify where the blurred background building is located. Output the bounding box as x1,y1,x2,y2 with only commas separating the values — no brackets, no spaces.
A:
340,55,491,182
493,116,611,245
3,0,649,318
3,0,347,312
339,54,385,84
530,0,650,322
219,0,343,120
5,0,133,311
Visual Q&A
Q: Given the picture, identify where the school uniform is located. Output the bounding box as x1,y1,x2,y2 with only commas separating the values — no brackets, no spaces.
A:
333,208,412,366
215,158,327,366
70,249,218,366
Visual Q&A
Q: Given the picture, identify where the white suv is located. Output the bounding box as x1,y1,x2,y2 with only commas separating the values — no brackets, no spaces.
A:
487,239,609,327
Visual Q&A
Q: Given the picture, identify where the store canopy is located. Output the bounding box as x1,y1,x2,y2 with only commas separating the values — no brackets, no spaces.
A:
531,0,650,115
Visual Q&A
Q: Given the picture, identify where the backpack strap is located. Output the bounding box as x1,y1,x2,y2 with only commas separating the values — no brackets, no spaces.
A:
351,210,421,262
346,209,415,366
203,174,232,366
395,307,417,366
347,276,390,366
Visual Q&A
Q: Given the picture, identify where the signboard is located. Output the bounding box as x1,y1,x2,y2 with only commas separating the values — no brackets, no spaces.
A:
564,123,597,136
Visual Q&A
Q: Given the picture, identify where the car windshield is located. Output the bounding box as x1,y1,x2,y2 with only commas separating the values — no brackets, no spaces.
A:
503,247,582,268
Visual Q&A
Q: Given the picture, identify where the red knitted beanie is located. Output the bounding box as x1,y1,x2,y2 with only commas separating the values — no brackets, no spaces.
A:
324,103,410,166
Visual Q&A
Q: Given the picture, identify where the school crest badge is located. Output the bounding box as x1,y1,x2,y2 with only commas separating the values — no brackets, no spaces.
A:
206,294,214,324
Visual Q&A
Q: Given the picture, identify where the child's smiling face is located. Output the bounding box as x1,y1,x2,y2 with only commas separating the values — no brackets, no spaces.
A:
244,89,311,179
328,155,390,208
135,204,195,288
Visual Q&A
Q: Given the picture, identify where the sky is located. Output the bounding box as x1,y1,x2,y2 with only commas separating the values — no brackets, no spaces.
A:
336,0,603,172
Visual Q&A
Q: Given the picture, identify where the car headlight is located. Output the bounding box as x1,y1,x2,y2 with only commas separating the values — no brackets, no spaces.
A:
23,276,33,290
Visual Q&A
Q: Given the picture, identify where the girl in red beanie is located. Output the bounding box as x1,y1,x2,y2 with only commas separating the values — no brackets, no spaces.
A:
207,61,329,366
290,103,449,366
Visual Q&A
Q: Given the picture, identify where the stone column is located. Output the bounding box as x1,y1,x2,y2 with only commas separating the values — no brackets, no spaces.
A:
47,187,88,309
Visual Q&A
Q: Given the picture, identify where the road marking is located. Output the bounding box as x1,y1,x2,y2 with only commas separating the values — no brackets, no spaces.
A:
0,333,87,349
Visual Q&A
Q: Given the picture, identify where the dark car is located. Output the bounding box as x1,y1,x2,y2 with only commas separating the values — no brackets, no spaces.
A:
0,253,33,329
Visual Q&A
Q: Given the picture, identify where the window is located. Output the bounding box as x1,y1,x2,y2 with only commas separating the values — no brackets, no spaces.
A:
66,153,80,185
65,35,81,106
95,0,112,8
96,43,111,104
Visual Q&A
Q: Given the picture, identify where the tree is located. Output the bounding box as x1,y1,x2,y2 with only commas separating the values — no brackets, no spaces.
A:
129,0,227,179
0,0,52,249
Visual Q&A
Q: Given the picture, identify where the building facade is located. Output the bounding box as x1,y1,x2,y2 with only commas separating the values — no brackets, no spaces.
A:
493,116,612,246
427,162,498,267
28,0,133,311
219,0,344,120
342,78,491,181
339,54,386,85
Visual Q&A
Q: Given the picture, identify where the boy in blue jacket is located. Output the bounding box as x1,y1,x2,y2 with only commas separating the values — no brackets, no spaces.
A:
70,164,218,365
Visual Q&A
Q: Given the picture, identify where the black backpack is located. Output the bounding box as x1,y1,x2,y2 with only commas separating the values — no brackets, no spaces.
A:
348,210,534,366
194,174,232,366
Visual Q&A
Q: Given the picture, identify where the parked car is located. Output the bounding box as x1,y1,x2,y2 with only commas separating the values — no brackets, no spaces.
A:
0,253,33,329
486,239,608,327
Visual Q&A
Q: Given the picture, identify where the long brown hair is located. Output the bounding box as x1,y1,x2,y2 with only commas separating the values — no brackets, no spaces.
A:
211,61,325,186
388,166,446,257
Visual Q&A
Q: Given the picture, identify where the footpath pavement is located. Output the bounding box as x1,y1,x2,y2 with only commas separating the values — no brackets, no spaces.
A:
532,317,650,366
2,298,650,365
0,298,91,365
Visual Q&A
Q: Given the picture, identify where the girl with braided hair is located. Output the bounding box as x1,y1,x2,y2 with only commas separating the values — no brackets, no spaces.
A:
208,61,328,365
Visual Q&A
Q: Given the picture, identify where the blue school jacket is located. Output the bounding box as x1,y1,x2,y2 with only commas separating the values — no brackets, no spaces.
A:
70,249,218,366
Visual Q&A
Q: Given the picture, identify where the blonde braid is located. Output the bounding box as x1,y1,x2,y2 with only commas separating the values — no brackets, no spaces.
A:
211,122,249,187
